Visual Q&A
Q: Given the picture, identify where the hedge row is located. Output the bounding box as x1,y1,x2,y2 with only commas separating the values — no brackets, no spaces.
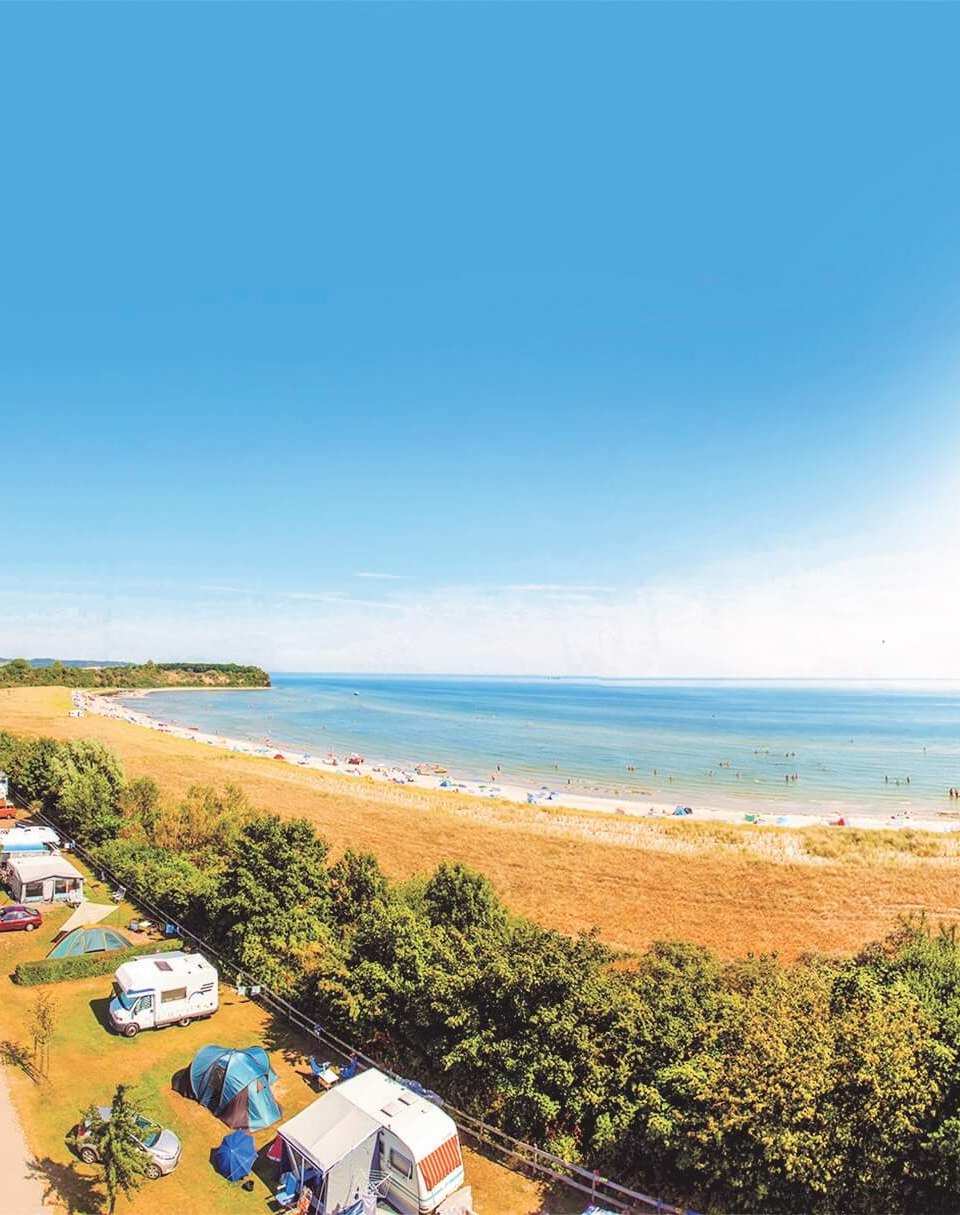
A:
14,937,184,986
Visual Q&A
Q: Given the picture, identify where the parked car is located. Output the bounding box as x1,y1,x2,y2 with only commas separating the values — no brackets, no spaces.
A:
0,904,42,932
75,1108,181,1178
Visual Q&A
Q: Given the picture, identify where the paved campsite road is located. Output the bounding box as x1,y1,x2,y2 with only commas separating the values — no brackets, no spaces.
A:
0,1067,50,1212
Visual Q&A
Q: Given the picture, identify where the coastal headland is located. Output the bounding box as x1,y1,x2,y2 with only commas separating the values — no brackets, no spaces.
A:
4,686,960,960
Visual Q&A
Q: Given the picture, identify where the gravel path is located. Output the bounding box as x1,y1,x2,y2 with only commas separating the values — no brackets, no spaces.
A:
0,1067,50,1213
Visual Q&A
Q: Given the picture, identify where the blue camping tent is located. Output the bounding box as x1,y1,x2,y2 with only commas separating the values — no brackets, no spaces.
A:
186,1045,281,1130
47,926,132,960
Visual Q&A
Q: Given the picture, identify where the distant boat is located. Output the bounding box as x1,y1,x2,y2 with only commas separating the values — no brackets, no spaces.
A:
352,691,360,696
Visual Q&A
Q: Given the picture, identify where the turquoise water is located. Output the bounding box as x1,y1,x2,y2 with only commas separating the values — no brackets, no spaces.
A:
118,676,960,813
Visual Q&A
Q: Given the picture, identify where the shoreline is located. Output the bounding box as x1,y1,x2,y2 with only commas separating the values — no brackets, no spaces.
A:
77,690,960,834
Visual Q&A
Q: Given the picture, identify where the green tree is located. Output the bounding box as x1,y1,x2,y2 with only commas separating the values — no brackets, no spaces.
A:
7,736,62,804
329,849,390,926
118,776,162,837
29,990,58,1080
423,861,507,935
78,1085,150,1213
148,783,254,863
1,658,33,684
47,739,125,842
209,814,332,992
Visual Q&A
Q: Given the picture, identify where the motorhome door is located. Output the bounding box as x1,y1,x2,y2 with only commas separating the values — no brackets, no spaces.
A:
133,993,156,1029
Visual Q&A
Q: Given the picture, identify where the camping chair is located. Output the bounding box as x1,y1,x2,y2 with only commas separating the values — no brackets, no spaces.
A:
274,1171,299,1209
308,1056,339,1090
110,886,126,903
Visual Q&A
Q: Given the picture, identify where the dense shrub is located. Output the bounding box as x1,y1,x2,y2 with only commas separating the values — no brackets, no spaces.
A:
0,658,270,688
14,938,184,986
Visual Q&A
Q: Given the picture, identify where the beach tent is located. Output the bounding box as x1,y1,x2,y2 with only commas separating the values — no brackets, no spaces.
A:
47,925,132,960
185,1045,281,1130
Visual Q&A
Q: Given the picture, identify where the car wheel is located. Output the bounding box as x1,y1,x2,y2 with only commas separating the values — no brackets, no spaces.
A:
177,1017,191,1028
122,1023,139,1038
24,923,36,932
144,1163,162,1180
79,1147,98,1164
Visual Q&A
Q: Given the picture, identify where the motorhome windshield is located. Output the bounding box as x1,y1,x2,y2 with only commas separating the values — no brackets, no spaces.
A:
113,986,137,1011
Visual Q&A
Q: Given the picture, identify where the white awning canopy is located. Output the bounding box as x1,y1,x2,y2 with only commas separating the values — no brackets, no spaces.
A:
8,855,83,882
57,902,115,936
279,1089,380,1172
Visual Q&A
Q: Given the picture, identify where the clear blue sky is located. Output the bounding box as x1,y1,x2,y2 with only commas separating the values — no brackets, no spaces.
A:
3,3,960,675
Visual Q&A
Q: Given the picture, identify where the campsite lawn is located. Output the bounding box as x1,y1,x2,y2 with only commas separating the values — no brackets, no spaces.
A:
0,856,574,1215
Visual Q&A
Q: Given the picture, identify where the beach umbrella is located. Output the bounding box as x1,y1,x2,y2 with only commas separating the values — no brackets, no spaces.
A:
213,1129,257,1181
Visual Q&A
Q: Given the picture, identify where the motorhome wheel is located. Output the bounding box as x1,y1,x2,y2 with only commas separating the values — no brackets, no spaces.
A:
122,1023,139,1038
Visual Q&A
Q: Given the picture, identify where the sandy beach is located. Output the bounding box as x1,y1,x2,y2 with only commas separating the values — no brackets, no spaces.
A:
85,688,960,835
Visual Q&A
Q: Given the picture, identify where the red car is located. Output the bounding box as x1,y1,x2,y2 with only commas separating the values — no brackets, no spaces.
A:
0,904,42,932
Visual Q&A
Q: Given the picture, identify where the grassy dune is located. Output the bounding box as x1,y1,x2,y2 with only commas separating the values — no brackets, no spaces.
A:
4,687,960,960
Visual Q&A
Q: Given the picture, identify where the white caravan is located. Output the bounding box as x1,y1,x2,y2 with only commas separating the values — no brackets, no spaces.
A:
278,1068,471,1214
109,951,218,1037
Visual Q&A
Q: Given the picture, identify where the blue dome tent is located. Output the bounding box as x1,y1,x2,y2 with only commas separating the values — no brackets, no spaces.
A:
47,926,132,960
185,1045,281,1130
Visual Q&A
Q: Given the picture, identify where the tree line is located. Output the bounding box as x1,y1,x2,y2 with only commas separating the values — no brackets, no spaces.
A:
3,728,960,1213
0,658,270,689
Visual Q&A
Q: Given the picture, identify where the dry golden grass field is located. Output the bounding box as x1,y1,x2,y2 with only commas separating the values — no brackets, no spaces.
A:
5,687,960,961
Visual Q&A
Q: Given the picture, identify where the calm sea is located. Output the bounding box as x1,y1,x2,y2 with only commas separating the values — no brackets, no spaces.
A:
117,676,960,813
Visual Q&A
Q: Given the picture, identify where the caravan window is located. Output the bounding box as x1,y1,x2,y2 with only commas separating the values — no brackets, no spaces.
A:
388,1148,414,1179
160,987,187,1004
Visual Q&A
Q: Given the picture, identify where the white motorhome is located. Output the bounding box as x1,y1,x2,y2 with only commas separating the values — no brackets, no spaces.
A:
108,951,218,1038
0,824,61,862
277,1068,471,1215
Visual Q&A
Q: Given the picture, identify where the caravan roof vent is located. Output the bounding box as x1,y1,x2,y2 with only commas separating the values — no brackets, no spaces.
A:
154,960,173,971
381,1099,404,1117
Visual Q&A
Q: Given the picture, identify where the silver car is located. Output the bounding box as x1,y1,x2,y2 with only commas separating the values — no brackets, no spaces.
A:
76,1107,182,1178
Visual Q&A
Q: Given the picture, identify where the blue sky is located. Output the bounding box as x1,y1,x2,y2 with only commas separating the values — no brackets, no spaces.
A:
3,3,960,676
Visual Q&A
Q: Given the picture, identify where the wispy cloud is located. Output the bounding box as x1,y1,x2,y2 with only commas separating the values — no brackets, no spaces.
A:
355,572,408,581
199,584,257,596
10,534,960,676
500,584,617,594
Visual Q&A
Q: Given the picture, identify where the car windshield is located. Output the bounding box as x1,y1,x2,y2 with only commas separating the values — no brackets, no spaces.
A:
114,989,137,1011
139,1127,161,1149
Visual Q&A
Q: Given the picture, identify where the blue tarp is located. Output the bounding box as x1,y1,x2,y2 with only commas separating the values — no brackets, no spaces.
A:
213,1129,257,1181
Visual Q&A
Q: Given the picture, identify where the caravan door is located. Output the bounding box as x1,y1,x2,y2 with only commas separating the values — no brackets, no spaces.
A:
377,1133,418,1215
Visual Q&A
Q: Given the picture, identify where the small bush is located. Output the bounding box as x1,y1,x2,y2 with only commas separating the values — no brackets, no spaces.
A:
14,937,184,986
